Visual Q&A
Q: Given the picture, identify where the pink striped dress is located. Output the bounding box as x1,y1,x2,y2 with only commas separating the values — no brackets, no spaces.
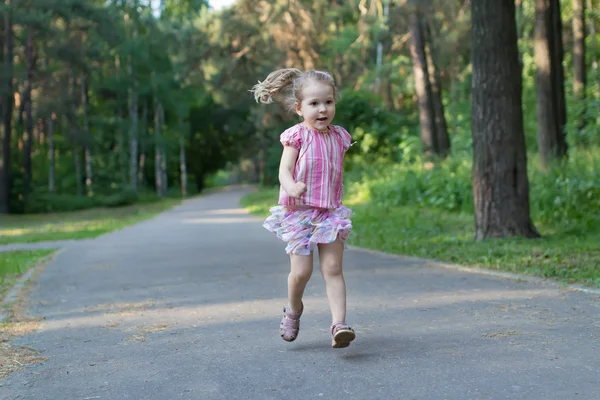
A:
263,123,354,255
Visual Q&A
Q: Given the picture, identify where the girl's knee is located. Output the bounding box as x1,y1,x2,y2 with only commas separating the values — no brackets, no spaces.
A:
321,260,343,279
290,269,312,283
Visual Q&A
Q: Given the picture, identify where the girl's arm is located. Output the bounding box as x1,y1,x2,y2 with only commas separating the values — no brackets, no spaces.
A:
279,146,306,198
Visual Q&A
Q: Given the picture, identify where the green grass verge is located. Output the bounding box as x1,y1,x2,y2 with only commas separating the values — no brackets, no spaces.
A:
0,250,55,300
241,187,600,288
0,199,179,245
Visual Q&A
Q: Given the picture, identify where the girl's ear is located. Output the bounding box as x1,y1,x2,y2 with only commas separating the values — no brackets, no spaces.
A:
294,102,303,117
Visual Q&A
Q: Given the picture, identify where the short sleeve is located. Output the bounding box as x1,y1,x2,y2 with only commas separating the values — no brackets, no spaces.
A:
337,126,352,151
280,126,302,150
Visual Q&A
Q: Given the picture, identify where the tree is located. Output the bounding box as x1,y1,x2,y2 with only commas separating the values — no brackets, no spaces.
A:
534,0,567,168
572,0,586,131
408,8,437,156
408,3,450,158
0,0,14,213
471,0,539,240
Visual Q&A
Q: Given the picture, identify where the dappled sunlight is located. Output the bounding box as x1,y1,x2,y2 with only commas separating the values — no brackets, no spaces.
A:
36,286,560,334
182,216,258,224
200,208,249,215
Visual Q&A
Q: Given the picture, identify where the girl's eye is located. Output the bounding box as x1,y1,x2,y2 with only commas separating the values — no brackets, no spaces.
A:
310,102,317,106
327,100,333,104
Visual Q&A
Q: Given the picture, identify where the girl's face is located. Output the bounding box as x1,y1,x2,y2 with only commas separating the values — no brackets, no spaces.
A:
294,81,336,133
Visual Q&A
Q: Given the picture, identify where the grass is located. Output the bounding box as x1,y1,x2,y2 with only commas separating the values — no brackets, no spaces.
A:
240,187,600,288
0,249,55,300
0,199,180,245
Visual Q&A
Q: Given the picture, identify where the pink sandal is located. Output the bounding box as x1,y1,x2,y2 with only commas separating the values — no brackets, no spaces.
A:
331,322,355,348
280,303,303,342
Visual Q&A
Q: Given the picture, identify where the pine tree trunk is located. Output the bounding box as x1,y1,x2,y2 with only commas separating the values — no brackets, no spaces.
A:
374,0,391,93
128,25,139,192
179,133,187,197
74,146,83,196
138,100,147,188
471,0,539,240
409,9,438,155
23,28,34,204
81,73,93,196
423,17,451,157
48,114,55,193
572,0,586,130
160,103,167,197
154,101,164,197
535,0,568,168
0,5,14,213
586,0,599,124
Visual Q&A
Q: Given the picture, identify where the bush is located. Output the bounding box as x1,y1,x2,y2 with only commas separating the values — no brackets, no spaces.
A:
347,147,600,228
101,189,139,208
25,193,103,213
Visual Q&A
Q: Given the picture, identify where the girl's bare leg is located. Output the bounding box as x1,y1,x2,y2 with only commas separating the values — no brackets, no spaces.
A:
317,238,346,323
288,253,313,313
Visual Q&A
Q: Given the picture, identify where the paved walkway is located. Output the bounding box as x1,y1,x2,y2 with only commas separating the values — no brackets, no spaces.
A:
2,188,599,400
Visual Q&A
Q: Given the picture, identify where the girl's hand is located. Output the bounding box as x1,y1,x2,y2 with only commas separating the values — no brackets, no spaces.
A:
288,181,307,198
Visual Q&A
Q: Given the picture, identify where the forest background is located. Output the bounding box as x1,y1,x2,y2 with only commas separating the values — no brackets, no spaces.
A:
0,0,599,291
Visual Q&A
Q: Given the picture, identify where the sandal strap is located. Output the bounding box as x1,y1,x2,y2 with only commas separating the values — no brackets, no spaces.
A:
331,321,353,336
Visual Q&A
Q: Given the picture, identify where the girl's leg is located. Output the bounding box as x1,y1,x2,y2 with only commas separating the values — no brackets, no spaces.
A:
288,253,313,313
317,238,346,323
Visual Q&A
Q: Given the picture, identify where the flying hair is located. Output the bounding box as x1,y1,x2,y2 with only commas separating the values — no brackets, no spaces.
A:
250,68,339,113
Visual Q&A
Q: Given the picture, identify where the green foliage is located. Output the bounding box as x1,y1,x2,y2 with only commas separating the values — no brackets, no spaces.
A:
347,147,600,228
242,152,600,288
336,89,414,161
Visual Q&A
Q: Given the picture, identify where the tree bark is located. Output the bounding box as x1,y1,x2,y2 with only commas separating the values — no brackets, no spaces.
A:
409,9,438,155
81,72,93,196
423,16,451,157
160,103,167,197
74,146,83,197
128,24,139,191
154,100,164,197
23,28,34,204
0,4,14,213
138,100,147,187
572,0,586,124
471,0,539,240
535,0,568,168
586,0,599,124
48,114,55,193
179,115,187,197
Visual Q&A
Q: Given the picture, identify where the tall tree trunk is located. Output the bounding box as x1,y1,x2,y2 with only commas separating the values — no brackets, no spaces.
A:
471,0,539,240
48,114,55,193
0,4,14,213
586,0,599,124
423,17,451,157
74,146,83,197
81,72,93,196
128,25,139,191
572,0,586,131
138,100,147,187
516,0,525,72
23,28,34,204
179,115,187,197
154,100,164,197
374,0,391,93
409,9,438,155
534,0,568,168
160,103,167,197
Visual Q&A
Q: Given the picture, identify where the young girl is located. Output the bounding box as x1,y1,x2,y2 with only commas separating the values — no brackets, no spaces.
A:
251,68,356,349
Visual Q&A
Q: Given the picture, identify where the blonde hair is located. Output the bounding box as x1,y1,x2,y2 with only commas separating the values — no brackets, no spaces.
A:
250,68,339,113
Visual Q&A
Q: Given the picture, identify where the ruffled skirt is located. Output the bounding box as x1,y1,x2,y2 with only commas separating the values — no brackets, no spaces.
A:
263,205,353,255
